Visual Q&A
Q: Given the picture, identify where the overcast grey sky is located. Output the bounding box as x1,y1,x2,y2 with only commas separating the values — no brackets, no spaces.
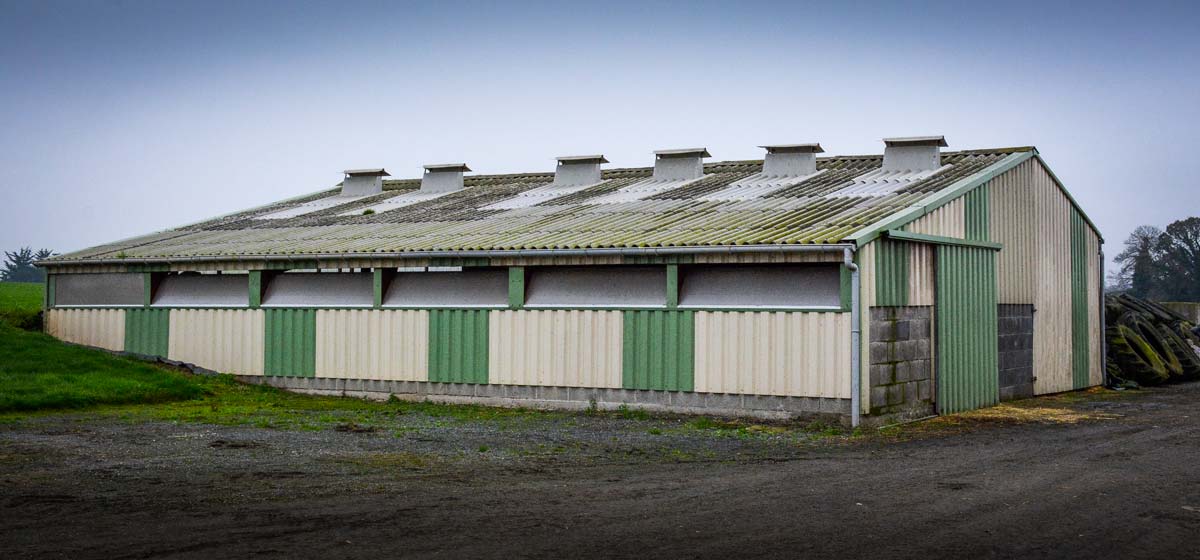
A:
1,0,1197,261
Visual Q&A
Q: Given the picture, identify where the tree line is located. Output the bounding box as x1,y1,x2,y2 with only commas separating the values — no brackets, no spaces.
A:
1110,217,1199,302
1,247,55,283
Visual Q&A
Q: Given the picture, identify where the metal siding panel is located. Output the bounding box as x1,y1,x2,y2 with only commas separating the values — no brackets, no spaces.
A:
858,242,876,412
873,239,909,306
988,160,1038,304
693,311,850,398
168,309,265,375
908,197,966,238
622,310,694,391
488,310,623,388
1070,209,1090,389
908,243,936,306
964,185,990,241
936,245,999,413
315,309,428,380
45,308,126,351
1087,229,1103,387
1031,160,1074,394
124,308,170,357
428,309,489,384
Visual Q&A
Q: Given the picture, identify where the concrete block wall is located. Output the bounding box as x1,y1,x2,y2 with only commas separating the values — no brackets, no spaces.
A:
998,304,1035,401
868,306,933,417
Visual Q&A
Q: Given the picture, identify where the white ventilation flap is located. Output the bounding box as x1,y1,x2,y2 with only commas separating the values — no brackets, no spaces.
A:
484,155,608,210
702,144,825,202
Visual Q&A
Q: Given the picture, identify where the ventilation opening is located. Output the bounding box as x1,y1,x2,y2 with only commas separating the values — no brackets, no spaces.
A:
383,268,508,307
54,273,144,307
261,272,373,308
153,272,249,307
421,163,471,193
679,264,841,308
882,136,947,172
525,266,666,307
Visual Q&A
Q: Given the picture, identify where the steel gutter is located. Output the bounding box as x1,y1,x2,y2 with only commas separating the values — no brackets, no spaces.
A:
39,243,855,268
844,247,861,428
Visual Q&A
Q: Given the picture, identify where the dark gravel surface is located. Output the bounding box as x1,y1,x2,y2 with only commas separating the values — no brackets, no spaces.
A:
2,383,1199,559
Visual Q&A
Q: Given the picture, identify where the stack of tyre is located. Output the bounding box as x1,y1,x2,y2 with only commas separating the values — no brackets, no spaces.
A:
1106,294,1200,386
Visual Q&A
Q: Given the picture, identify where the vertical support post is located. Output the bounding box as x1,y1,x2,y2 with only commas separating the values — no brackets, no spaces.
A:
45,273,55,309
373,268,384,308
1100,248,1106,387
839,264,852,311
666,264,679,309
249,270,262,309
142,273,153,307
507,266,525,309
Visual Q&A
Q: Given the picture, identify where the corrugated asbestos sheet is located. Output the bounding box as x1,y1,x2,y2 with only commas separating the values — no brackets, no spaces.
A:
428,309,489,384
169,309,264,375
315,310,427,381
1032,161,1075,394
909,243,935,306
125,309,169,357
264,309,316,377
45,151,1022,262
622,310,694,391
988,161,1037,303
693,311,850,398
1071,209,1090,390
45,309,125,351
964,184,989,241
488,310,623,388
906,197,965,237
936,245,999,414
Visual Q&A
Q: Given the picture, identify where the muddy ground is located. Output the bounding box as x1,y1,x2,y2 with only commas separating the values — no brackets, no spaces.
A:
2,384,1199,559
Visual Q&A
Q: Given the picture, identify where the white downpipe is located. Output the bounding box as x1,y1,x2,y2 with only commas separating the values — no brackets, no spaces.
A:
844,247,861,428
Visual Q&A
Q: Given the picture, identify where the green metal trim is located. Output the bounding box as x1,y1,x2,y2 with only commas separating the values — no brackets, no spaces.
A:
936,244,1000,414
248,271,263,309
964,184,990,241
1070,209,1090,389
507,267,525,309
885,230,1003,250
264,309,316,377
666,264,679,309
874,239,910,306
1033,154,1104,243
839,264,851,311
622,310,694,391
427,309,489,384
142,273,153,307
848,150,1035,246
373,269,383,308
124,308,170,357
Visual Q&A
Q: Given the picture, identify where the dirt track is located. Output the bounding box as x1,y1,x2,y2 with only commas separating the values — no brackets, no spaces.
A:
2,384,1199,559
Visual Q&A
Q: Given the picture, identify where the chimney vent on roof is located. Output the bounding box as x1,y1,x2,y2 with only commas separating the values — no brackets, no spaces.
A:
882,136,948,172
760,144,823,176
341,168,390,196
554,155,608,187
421,163,470,193
653,148,710,181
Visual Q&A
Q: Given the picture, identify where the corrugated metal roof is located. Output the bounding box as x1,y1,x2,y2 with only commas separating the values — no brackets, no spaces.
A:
47,148,1030,263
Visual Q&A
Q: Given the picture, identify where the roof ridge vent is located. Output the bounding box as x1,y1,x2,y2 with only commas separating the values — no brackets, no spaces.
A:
760,144,823,176
882,136,947,172
341,168,390,196
554,155,608,187
653,148,710,181
421,163,471,193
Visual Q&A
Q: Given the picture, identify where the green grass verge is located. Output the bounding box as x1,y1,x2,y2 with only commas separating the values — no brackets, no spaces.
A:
0,323,207,412
0,282,43,329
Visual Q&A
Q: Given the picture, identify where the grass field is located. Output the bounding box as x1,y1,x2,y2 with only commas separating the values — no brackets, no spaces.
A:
0,281,42,329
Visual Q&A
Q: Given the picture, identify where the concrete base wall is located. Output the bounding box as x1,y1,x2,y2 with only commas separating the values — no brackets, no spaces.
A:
868,306,934,419
998,304,1035,401
237,375,851,423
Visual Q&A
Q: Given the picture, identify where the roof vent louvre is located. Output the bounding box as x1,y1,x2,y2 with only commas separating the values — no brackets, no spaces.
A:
554,155,608,187
653,148,710,181
421,163,470,193
341,168,390,196
760,144,823,176
882,136,947,172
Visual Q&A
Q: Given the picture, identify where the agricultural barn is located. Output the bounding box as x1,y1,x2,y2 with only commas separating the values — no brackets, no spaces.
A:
39,137,1104,425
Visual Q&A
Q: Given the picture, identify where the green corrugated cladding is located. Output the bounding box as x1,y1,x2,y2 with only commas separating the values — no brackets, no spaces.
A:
964,185,990,241
427,309,489,384
264,309,316,377
936,245,1000,414
1070,209,1090,389
874,239,909,306
622,310,694,391
124,309,170,357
